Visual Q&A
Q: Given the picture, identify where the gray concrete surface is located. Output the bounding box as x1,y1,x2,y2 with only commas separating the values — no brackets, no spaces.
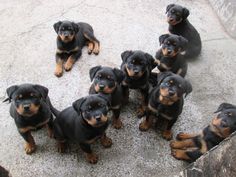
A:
0,0,236,177
208,0,236,38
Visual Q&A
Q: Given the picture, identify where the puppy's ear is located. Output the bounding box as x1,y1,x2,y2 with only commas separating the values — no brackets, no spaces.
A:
73,97,86,113
159,34,169,45
215,103,236,113
113,68,125,83
89,65,102,81
157,71,173,85
33,85,49,99
53,21,62,33
98,93,111,107
72,22,79,33
183,80,192,97
145,53,156,70
182,8,190,19
166,4,175,13
121,50,133,62
4,85,18,102
178,36,188,50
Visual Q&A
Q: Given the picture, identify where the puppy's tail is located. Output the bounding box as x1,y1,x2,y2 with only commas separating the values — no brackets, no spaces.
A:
46,97,60,117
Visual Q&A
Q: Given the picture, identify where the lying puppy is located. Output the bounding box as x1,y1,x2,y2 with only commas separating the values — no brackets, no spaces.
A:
4,84,54,154
155,34,188,77
120,50,156,117
166,4,201,59
139,72,192,140
53,94,112,164
170,103,236,162
89,65,125,129
53,21,100,77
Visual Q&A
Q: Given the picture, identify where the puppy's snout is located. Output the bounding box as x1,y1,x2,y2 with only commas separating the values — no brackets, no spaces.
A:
134,69,139,75
168,90,175,96
169,18,174,22
23,104,30,111
167,49,172,54
95,115,101,121
99,84,105,90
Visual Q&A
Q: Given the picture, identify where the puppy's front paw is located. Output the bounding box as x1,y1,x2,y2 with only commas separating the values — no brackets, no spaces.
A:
136,107,145,118
86,153,98,164
93,43,100,55
54,68,63,77
112,118,123,129
162,130,173,140
101,136,112,148
24,142,36,154
57,142,66,153
170,140,181,149
139,120,150,131
171,149,189,160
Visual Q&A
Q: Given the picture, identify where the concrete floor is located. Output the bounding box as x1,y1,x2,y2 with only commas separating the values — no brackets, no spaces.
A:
0,0,236,177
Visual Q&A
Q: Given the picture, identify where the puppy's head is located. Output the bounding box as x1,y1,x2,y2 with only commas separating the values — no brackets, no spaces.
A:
166,4,190,25
158,72,192,103
121,50,155,78
73,94,110,127
159,34,188,57
53,21,79,43
211,103,236,138
90,66,124,94
6,84,48,117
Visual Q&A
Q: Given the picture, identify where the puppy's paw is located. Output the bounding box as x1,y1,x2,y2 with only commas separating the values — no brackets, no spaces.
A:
162,130,173,140
57,142,66,153
112,118,123,129
54,68,63,77
87,42,93,55
136,107,145,118
101,136,112,148
64,62,73,72
176,132,191,140
86,153,98,164
93,43,100,55
139,120,150,131
24,142,36,154
171,149,189,160
170,140,181,149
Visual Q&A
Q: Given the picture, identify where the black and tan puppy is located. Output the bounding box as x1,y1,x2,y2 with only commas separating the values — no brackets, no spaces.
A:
166,4,201,59
4,84,54,154
155,34,188,77
170,103,236,162
89,66,125,129
139,72,192,140
120,50,156,117
53,21,100,77
53,94,112,164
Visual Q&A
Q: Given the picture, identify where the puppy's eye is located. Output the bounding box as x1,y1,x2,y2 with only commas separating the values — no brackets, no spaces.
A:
173,42,177,46
171,10,175,13
227,112,233,117
131,60,135,64
178,84,182,88
16,95,23,100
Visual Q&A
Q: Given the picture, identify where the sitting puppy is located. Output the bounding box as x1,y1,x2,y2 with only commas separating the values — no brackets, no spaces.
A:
166,4,201,59
155,34,188,77
139,72,192,140
170,103,236,162
53,94,112,164
120,50,156,117
4,84,54,154
89,66,125,129
53,21,100,77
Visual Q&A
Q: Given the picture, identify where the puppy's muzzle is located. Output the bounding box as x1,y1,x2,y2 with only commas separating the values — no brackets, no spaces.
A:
99,84,105,91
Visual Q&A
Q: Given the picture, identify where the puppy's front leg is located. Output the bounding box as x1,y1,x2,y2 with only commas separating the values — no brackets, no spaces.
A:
64,50,82,71
54,55,63,77
79,143,98,164
19,131,36,154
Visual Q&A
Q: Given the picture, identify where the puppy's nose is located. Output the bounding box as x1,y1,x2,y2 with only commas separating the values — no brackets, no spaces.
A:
167,49,172,54
134,70,139,75
169,18,174,22
168,90,175,96
95,115,101,121
23,104,30,111
99,85,105,90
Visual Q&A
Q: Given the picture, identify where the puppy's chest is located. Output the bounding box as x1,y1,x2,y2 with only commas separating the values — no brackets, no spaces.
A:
123,74,148,89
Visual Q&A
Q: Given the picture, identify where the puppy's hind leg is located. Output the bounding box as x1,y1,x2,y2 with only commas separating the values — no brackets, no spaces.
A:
83,32,100,55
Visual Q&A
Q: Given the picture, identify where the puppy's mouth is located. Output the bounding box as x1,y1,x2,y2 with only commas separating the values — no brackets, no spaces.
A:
167,17,182,25
211,117,231,138
162,48,177,57
59,34,74,42
159,88,179,103
125,65,144,78
85,115,108,127
95,84,116,94
16,104,40,117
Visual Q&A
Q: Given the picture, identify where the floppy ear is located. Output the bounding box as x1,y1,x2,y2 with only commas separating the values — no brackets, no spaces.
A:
73,97,86,113
159,34,169,45
178,36,188,50
215,103,236,113
33,85,49,99
145,53,156,70
53,21,62,33
182,8,190,19
89,65,102,81
157,71,173,85
166,4,175,13
121,50,133,62
4,85,18,102
183,80,192,97
113,68,125,83
98,93,111,107
72,22,79,33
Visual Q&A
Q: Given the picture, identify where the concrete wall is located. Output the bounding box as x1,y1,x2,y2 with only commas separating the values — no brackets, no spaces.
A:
179,132,236,177
208,0,236,38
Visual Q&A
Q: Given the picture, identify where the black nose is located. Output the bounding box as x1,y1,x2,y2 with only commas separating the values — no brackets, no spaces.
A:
95,115,101,121
99,85,105,90
23,104,30,111
169,18,174,22
134,70,139,74
167,50,172,54
169,90,175,96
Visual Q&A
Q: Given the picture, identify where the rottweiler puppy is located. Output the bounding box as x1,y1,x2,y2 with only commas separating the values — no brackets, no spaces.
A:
139,72,192,140
166,4,201,59
89,65,125,129
120,50,156,117
170,103,236,162
4,84,54,154
53,94,112,164
0,165,11,177
53,21,100,77
155,34,188,77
